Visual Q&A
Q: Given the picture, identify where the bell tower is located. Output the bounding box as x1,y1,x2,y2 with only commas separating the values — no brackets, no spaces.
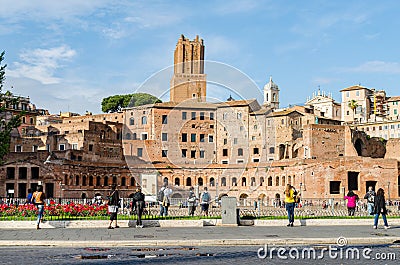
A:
170,35,207,103
263,76,280,109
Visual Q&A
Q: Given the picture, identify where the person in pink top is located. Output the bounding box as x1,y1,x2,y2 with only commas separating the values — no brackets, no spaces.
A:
344,190,358,216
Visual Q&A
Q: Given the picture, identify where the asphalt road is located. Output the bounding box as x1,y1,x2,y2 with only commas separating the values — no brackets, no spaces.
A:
2,245,400,265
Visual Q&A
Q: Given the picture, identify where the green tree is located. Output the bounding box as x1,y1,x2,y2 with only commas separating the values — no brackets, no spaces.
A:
101,93,161,113
0,51,22,164
348,99,359,123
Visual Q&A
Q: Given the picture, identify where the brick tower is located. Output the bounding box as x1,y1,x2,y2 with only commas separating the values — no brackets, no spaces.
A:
170,35,206,103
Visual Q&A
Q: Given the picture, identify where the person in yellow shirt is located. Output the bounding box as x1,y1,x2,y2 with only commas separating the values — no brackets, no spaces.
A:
284,184,296,227
32,185,46,229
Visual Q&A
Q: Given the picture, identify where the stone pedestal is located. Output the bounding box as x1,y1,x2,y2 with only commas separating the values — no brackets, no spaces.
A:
221,196,238,226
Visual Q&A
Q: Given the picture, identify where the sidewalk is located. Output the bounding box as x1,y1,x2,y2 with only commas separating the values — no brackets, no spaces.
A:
0,219,399,247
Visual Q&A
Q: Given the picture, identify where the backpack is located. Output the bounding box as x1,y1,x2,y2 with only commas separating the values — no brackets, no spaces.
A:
157,189,164,202
202,192,210,203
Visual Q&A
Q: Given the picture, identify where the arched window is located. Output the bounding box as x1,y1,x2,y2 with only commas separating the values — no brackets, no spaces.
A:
163,177,169,185
82,175,87,186
121,177,126,186
238,148,243,156
104,176,109,186
132,133,137,140
198,177,204,186
96,176,101,186
268,176,272,186
210,177,215,186
30,117,34,124
273,93,277,101
251,177,256,186
282,176,286,186
130,177,135,186
129,117,135,125
221,177,226,186
89,176,93,186
64,174,68,185
232,177,237,186
275,176,280,186
260,177,264,186
242,177,247,186
288,176,291,185
141,116,147,125
75,175,80,186
174,177,180,186
186,177,192,186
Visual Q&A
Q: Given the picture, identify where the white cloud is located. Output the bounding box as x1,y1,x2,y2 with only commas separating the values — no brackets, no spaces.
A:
8,46,76,84
342,61,400,74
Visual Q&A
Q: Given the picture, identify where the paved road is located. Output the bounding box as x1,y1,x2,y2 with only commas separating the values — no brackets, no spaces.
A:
1,245,400,265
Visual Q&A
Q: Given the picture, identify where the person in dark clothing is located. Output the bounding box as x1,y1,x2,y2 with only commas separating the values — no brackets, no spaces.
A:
107,184,120,229
133,187,145,228
373,188,389,229
26,188,33,205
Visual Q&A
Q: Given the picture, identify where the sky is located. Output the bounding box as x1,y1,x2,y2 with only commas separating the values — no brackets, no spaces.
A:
1,0,400,114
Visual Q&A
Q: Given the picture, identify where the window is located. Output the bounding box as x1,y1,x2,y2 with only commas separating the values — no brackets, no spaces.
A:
129,118,134,125
59,144,65,151
132,133,137,140
275,176,280,186
260,177,264,186
222,160,228,164
253,148,259,154
238,148,243,156
125,133,131,140
269,147,275,154
268,177,272,186
198,177,203,186
182,112,187,120
237,112,242,119
72,143,78,150
141,116,147,124
89,144,93,152
162,115,168,124
162,133,168,141
191,112,196,120
223,113,228,120
281,119,284,125
223,149,228,156
175,177,180,186
191,133,196,142
356,91,360,96
210,177,215,186
346,92,349,97
181,149,187,157
252,136,256,141
210,112,214,120
237,159,244,164
186,177,192,186
200,134,205,142
252,158,260,162
240,126,244,131
200,112,205,120
137,148,143,157
191,150,196,158
200,150,205,158
162,150,168,157
182,133,187,142
6,167,15,179
223,139,227,145
233,138,238,144
208,135,214,143
242,177,246,186
348,172,359,191
141,133,148,140
232,177,237,186
221,177,226,186
251,177,256,186
32,145,38,152
394,109,398,115
31,167,39,179
347,111,350,115
330,181,341,194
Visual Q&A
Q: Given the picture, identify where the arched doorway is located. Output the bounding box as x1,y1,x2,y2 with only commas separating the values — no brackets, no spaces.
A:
274,193,281,207
239,193,249,206
258,193,266,207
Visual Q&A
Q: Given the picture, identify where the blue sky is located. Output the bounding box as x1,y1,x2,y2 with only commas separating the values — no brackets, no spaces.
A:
1,0,400,114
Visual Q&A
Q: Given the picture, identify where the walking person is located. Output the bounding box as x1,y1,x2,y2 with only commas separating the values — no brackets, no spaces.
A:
344,190,358,216
107,184,120,229
364,186,376,215
133,187,145,228
32,185,46,229
200,187,211,216
284,184,295,227
187,186,197,216
373,188,390,229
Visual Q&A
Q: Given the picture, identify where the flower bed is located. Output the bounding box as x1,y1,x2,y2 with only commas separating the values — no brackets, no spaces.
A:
0,203,108,220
